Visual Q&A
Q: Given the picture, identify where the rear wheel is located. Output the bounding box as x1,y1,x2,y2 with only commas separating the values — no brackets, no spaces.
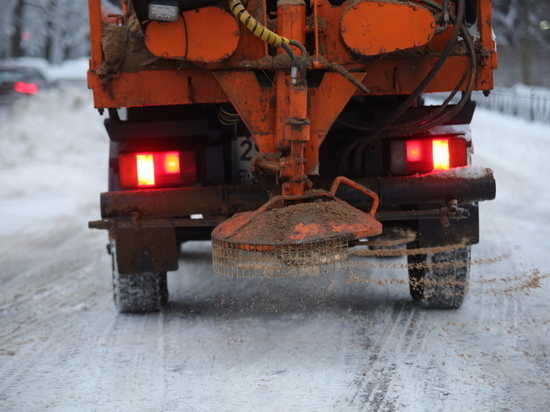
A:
407,245,471,309
110,240,168,313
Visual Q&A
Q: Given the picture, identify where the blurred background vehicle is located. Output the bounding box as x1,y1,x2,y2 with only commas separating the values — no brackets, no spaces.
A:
0,60,55,105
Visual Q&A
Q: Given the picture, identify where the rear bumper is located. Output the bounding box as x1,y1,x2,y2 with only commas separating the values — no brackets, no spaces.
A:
90,166,495,229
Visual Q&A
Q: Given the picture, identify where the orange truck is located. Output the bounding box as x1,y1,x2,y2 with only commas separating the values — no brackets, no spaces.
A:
88,0,497,312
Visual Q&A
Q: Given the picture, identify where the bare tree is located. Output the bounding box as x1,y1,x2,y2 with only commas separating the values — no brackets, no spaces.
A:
47,0,90,63
0,0,23,59
0,0,90,63
493,0,550,84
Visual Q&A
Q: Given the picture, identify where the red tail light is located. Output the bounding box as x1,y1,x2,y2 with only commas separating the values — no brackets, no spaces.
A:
392,137,467,175
14,81,38,95
119,151,196,188
405,140,423,162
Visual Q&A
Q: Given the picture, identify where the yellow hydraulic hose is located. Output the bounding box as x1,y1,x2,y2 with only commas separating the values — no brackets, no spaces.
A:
228,0,290,48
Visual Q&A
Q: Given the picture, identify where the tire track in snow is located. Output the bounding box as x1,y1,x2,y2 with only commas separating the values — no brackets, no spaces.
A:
348,301,428,410
88,313,168,410
0,219,84,288
0,337,60,405
471,239,550,408
0,310,114,410
0,228,110,347
0,243,108,350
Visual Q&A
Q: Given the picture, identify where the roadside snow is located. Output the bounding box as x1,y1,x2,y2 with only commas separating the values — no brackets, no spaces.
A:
471,105,550,274
472,105,550,219
0,87,107,238
48,58,90,82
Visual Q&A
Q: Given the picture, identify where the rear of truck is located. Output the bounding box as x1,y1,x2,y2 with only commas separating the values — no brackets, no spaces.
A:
88,0,496,312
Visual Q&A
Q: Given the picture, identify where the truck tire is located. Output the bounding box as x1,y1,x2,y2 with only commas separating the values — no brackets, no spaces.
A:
110,241,168,313
407,245,470,309
113,271,168,313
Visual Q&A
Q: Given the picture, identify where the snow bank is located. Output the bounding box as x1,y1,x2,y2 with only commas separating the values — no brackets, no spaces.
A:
472,106,550,183
0,87,108,237
471,105,550,273
48,58,89,82
0,87,106,171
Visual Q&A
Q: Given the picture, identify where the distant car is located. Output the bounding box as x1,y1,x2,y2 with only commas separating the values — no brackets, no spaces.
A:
0,64,52,104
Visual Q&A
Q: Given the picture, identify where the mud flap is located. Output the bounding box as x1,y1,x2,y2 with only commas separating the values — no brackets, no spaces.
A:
113,227,178,275
416,203,479,248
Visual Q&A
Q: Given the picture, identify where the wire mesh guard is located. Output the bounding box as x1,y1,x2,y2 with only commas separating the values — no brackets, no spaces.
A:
211,194,382,277
212,237,350,277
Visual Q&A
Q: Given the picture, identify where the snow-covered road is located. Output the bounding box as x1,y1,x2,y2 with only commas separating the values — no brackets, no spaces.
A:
0,88,549,411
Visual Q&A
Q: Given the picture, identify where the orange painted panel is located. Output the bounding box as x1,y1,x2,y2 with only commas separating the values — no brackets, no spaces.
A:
341,1,435,55
145,7,240,63
89,70,229,108
87,55,493,109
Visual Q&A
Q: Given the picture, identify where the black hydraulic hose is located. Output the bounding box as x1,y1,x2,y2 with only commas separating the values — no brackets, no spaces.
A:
288,39,307,61
334,118,375,132
289,39,308,80
280,42,299,84
384,18,476,135
347,0,466,176
334,52,469,136
385,6,478,137
338,1,466,175
443,0,450,27
390,24,476,136
335,6,469,135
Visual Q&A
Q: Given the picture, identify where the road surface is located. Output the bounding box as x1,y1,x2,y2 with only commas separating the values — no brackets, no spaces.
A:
1,88,549,411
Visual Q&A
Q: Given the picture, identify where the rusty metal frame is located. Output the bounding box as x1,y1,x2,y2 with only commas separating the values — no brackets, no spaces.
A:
90,167,495,227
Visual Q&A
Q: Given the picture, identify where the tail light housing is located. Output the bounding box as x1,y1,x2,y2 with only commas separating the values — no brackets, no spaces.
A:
119,151,197,188
390,137,468,175
14,81,38,95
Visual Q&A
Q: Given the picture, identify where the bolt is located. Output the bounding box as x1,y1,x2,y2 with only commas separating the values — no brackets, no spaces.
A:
341,26,346,32
352,3,358,8
353,48,360,54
